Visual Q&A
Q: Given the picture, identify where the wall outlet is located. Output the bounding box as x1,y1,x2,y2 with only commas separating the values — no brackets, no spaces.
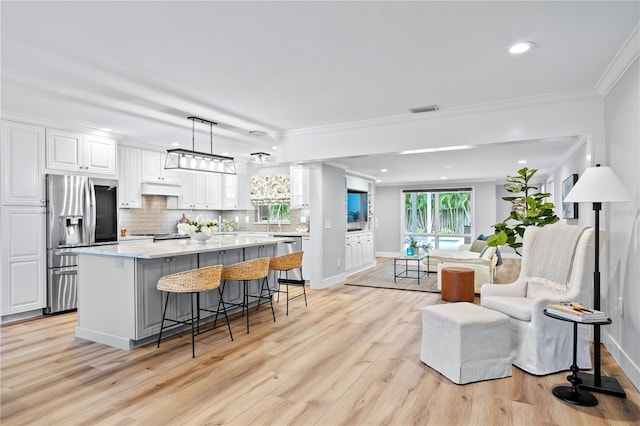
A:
337,258,341,267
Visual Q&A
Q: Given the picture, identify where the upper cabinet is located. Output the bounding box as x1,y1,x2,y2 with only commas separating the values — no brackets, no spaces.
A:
204,174,222,209
221,174,239,209
140,150,178,184
1,121,46,206
290,165,310,208
118,146,142,208
46,129,116,176
176,172,206,210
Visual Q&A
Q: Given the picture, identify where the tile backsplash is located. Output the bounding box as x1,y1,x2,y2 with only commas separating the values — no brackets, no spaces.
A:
119,195,309,235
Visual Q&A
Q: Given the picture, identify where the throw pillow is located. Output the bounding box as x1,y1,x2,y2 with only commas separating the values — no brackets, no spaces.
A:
479,246,496,260
469,239,487,253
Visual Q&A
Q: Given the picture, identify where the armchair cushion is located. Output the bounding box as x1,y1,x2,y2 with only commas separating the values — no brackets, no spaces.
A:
481,296,534,321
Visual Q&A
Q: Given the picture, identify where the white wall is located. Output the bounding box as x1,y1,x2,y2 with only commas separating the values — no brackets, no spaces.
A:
603,56,640,391
374,181,496,255
279,91,605,164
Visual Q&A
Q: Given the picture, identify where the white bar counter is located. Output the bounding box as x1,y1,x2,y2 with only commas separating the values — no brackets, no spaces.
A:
74,235,289,350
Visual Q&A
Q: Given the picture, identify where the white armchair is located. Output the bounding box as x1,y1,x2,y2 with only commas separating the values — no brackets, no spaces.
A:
481,225,596,375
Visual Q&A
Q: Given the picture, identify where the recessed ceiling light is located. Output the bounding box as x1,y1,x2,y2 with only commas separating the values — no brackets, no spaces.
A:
441,176,448,180
100,128,113,132
381,169,388,173
375,179,381,183
171,142,180,147
272,146,278,150
518,160,527,164
444,165,453,168
509,41,535,54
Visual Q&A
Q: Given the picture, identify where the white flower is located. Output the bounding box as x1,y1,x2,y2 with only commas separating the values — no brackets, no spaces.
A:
177,222,194,235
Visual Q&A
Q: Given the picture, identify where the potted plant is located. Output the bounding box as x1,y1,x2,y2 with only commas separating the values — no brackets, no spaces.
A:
405,236,419,256
487,167,559,255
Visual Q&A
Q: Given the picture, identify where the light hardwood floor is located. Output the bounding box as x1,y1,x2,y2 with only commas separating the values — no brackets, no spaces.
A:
2,260,639,425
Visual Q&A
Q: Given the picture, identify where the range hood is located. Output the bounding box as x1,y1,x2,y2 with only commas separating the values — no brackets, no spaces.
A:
141,182,181,197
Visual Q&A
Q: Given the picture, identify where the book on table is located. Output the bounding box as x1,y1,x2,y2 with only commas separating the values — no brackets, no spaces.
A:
546,302,607,323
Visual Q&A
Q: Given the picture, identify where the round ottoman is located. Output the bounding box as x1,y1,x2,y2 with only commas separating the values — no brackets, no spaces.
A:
441,267,474,302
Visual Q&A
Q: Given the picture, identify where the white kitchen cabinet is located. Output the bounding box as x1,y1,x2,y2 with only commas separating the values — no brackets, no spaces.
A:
176,172,206,209
117,146,141,208
204,173,222,209
301,236,311,282
221,174,239,209
1,206,46,315
290,165,310,208
1,121,46,206
140,150,178,184
345,231,374,272
46,129,116,176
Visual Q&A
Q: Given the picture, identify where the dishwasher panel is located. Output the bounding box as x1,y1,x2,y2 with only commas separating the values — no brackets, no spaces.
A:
274,236,303,281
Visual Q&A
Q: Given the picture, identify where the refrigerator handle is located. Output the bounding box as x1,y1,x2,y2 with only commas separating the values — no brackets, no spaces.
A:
86,179,97,245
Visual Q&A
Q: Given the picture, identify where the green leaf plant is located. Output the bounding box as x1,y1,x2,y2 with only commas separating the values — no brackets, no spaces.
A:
487,167,559,256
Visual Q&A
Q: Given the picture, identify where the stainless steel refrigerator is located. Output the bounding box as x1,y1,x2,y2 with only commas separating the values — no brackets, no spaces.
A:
45,174,119,314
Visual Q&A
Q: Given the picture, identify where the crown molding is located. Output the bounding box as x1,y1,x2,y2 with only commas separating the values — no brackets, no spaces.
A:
596,23,640,97
283,88,601,139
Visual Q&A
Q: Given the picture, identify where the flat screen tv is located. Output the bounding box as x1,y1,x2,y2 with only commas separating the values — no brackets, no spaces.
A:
347,190,368,223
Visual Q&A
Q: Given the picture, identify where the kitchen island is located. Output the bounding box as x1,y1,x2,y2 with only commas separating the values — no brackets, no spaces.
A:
74,235,290,350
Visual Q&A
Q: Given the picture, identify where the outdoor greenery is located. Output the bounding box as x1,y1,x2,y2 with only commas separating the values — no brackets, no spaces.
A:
487,167,559,255
404,191,471,234
256,204,291,222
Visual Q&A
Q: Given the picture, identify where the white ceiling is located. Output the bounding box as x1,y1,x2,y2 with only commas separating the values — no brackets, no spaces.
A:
2,1,638,184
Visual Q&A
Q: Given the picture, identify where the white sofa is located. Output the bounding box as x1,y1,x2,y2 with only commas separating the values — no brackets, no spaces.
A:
424,240,499,293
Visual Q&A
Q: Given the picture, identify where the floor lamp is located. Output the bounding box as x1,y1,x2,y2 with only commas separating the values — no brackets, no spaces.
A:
564,164,631,398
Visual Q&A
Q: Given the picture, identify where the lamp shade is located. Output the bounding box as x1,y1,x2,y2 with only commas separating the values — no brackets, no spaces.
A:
564,166,631,203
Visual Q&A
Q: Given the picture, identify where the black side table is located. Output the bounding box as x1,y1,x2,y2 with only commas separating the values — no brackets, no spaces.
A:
543,309,612,407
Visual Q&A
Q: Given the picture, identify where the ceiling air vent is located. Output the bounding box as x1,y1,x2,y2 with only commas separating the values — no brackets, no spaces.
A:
410,104,439,113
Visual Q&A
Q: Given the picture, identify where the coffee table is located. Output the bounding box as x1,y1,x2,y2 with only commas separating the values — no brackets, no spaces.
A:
394,253,429,284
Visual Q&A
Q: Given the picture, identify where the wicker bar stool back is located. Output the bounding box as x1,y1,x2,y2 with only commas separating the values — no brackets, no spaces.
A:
220,257,274,334
156,265,233,358
269,251,307,315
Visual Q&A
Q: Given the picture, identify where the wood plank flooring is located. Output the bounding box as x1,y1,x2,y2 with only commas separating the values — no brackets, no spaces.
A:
2,259,640,425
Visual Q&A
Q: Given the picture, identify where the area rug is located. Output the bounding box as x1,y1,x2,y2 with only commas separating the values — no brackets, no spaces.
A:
345,262,439,293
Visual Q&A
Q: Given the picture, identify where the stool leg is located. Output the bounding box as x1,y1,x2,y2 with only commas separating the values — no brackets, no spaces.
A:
190,293,195,358
157,292,170,349
265,276,276,322
301,267,308,307
214,280,226,329
218,287,233,341
244,280,250,334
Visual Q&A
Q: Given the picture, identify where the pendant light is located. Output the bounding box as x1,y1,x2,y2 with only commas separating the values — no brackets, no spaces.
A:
165,116,237,174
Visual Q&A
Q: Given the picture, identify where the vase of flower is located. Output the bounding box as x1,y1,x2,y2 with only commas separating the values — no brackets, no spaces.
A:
406,246,415,256
177,215,218,244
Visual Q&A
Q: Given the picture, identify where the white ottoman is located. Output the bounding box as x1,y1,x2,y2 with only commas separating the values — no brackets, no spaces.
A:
420,302,512,384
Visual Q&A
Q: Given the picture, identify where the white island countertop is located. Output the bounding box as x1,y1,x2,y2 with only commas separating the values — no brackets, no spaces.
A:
74,235,291,259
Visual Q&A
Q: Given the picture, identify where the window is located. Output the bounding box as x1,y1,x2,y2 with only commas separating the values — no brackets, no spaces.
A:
255,204,291,223
403,189,473,250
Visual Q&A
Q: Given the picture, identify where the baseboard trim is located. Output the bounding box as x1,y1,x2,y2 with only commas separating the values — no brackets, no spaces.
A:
603,332,640,392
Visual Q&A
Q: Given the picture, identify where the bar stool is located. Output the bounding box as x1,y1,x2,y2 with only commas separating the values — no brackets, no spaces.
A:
269,251,307,315
218,257,273,334
157,265,233,358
